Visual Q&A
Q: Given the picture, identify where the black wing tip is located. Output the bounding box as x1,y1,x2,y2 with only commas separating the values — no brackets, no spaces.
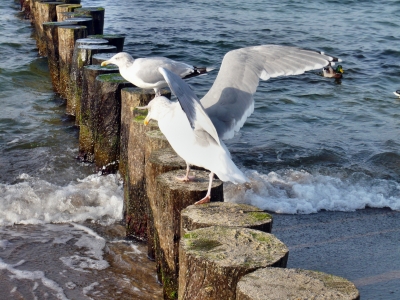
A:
182,66,213,80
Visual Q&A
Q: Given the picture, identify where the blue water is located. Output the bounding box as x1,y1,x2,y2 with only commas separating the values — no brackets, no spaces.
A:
1,0,400,299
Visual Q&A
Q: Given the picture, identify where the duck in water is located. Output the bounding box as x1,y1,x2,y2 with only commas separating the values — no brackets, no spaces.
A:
322,63,344,79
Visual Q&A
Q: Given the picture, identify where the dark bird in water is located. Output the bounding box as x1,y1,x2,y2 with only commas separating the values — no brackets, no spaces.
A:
322,63,344,78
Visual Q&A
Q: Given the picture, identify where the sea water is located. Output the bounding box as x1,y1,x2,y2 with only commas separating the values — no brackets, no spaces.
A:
1,0,400,298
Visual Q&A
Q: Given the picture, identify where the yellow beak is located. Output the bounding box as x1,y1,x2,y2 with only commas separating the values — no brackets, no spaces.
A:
144,116,150,126
101,61,110,67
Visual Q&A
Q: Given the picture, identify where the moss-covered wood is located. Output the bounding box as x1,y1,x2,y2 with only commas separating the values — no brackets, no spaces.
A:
88,34,125,52
154,170,224,300
56,3,82,21
236,268,360,300
57,25,87,99
143,138,176,260
179,226,288,300
67,43,117,117
34,1,62,56
92,73,133,173
74,6,105,35
122,107,159,239
181,202,273,236
78,64,119,162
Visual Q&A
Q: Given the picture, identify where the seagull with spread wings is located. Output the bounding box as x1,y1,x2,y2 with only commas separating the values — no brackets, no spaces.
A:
138,45,341,204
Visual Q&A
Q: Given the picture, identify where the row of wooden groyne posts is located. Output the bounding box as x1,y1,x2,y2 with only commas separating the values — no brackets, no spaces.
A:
18,1,361,299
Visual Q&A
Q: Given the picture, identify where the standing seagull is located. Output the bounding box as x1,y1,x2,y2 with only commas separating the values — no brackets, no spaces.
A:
138,45,341,204
101,52,213,96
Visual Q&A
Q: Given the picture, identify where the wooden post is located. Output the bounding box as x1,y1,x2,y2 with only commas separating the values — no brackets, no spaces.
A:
179,226,289,300
145,148,186,260
181,202,273,236
43,21,77,94
154,170,224,300
67,42,116,116
34,1,62,56
144,130,173,260
21,0,31,19
93,73,134,173
120,88,168,180
56,4,82,21
74,7,105,35
57,25,87,99
78,64,119,162
63,16,94,34
236,268,360,300
91,52,117,65
88,34,126,52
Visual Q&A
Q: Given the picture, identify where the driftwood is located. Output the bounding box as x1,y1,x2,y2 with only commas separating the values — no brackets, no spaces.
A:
179,226,288,300
236,268,360,300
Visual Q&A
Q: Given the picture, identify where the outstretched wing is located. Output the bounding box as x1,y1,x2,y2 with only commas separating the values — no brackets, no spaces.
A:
201,45,341,140
158,67,221,146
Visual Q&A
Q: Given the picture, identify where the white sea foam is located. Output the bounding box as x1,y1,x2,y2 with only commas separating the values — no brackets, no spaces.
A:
225,169,400,214
0,173,123,226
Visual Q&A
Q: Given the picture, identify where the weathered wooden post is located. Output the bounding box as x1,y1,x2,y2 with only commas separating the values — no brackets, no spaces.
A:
236,268,360,300
91,52,117,65
63,16,94,35
179,227,289,300
43,21,78,94
93,73,134,173
34,1,63,56
154,170,224,300
57,24,87,98
20,0,31,19
181,202,273,236
67,40,116,116
56,3,82,20
88,34,125,52
78,64,119,162
74,6,105,35
145,148,186,260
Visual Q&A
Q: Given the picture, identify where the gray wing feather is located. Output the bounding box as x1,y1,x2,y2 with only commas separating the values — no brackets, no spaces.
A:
158,67,221,146
201,45,339,140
